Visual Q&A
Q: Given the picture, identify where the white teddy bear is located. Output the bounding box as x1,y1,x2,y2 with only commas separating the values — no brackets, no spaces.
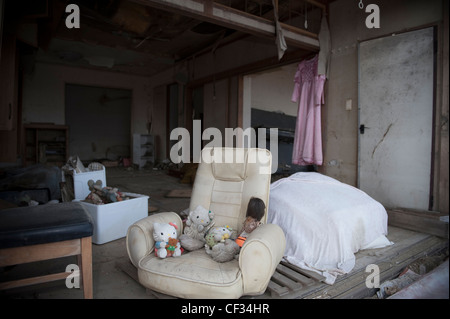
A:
153,222,182,258
179,205,215,251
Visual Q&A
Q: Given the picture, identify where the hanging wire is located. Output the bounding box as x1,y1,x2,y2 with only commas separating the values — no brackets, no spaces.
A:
304,0,308,29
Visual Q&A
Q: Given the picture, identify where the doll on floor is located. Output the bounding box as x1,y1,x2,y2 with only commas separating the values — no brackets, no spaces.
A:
235,197,265,248
208,197,266,263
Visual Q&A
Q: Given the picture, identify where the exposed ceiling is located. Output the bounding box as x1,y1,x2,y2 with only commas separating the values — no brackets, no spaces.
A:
7,0,329,77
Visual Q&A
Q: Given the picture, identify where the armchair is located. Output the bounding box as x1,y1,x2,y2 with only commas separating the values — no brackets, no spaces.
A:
126,147,286,298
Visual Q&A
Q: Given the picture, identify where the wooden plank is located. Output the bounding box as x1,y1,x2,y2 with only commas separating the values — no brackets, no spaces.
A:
80,236,93,299
267,280,290,297
131,0,319,50
305,235,448,299
0,272,69,290
267,261,327,297
387,209,449,238
260,228,446,299
0,237,91,298
276,263,314,286
280,260,326,282
335,239,448,299
271,271,303,291
0,239,81,267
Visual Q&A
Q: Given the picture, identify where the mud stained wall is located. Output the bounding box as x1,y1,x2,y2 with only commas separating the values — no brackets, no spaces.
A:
358,28,434,210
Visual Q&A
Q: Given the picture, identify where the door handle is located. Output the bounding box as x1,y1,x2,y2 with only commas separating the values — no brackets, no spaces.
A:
359,124,370,134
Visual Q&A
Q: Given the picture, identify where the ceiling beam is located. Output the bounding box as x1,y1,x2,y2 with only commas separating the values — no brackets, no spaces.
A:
130,0,320,51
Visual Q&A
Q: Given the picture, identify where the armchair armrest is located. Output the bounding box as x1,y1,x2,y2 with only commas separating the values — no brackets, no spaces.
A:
239,223,286,295
126,212,183,267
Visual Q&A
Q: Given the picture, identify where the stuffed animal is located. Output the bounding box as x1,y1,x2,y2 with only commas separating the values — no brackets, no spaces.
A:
207,198,266,263
179,205,215,251
165,237,181,257
204,226,235,252
85,179,128,204
213,217,263,263
235,216,262,247
153,222,182,258
209,239,241,263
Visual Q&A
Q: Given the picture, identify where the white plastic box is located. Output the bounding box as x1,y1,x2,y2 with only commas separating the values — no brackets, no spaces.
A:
77,192,149,244
72,166,107,200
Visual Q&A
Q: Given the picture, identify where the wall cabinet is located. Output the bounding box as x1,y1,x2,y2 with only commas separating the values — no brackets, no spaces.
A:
133,134,154,169
23,124,69,167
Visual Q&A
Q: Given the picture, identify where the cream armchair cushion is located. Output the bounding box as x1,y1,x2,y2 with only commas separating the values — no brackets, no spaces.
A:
126,147,286,299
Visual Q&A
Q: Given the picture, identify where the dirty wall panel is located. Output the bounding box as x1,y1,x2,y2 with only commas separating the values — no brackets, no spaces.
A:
358,27,434,210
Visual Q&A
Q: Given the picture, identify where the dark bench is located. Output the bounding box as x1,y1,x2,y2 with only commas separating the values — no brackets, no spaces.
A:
0,202,93,298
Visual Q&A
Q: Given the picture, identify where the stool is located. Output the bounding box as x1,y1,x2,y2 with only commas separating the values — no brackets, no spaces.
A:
0,202,94,298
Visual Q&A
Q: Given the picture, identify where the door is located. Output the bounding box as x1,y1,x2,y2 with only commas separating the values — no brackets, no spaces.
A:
65,84,131,162
358,27,435,210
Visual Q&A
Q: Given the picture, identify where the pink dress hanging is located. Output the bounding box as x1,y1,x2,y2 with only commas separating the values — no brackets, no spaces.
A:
291,55,326,166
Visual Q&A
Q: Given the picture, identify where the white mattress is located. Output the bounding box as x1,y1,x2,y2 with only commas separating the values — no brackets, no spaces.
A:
268,172,393,284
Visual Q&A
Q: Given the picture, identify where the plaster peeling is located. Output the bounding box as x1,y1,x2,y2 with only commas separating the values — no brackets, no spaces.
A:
371,123,394,158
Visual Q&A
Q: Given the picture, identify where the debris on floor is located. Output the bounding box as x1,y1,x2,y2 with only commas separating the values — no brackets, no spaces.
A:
83,179,130,205
165,189,192,198
376,250,449,299
388,259,449,299
154,158,176,171
153,159,198,185
377,268,422,298
101,160,119,167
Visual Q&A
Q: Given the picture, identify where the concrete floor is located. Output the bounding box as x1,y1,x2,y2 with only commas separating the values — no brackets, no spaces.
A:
0,166,192,299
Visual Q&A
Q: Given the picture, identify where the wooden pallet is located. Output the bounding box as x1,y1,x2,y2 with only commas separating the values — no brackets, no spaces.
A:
267,261,326,297
118,227,448,299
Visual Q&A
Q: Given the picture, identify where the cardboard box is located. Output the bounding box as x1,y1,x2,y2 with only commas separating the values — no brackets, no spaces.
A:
77,192,149,244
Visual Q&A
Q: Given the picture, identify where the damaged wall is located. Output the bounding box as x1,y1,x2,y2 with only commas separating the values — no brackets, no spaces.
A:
22,62,152,160
325,0,448,213
146,35,297,161
18,2,448,214
248,63,298,117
